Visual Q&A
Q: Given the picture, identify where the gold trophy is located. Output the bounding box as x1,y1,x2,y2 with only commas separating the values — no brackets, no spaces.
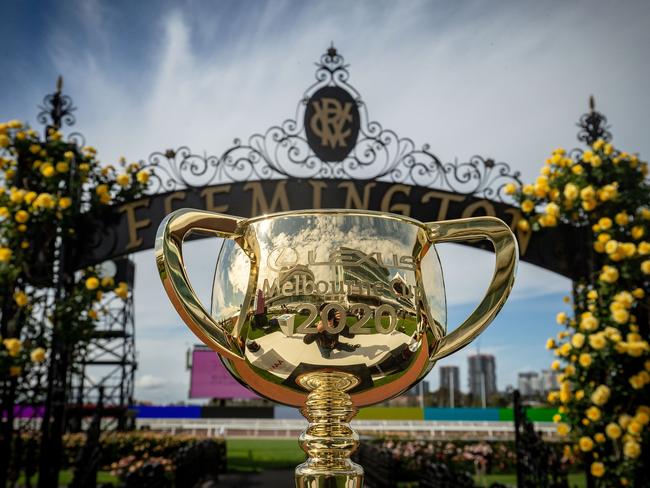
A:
155,209,517,487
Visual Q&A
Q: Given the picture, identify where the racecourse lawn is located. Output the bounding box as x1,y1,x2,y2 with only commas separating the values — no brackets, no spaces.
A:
18,439,587,486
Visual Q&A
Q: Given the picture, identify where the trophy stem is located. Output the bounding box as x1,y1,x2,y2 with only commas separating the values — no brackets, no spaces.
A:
295,371,364,488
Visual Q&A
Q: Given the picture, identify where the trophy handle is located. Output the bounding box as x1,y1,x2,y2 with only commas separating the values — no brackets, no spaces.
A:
155,209,246,361
427,217,518,360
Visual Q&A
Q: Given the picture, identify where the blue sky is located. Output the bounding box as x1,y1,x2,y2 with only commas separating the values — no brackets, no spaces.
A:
2,0,649,402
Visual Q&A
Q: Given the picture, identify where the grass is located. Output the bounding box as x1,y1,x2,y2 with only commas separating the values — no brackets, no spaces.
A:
472,472,586,488
18,470,118,486
227,438,306,472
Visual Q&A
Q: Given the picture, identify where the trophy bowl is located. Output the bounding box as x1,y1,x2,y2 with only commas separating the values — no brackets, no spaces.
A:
156,209,518,487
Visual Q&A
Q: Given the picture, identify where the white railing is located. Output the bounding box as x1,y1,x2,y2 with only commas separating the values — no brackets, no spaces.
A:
135,418,557,441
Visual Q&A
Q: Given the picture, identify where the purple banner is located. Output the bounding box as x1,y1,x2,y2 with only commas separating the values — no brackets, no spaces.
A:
189,348,259,399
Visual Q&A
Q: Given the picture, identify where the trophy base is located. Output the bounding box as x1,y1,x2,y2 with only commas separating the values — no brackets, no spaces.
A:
295,371,364,488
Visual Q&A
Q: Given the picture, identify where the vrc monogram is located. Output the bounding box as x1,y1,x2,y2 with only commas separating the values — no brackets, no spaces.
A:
310,97,353,148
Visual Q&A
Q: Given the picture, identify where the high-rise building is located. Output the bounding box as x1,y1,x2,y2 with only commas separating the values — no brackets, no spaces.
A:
439,365,460,407
406,381,430,396
439,366,460,393
541,369,559,393
468,354,497,403
517,371,542,397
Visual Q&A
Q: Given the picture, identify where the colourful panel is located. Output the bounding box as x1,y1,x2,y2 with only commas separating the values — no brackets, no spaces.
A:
499,408,513,421
133,406,202,419
526,408,557,422
356,407,423,420
424,408,501,421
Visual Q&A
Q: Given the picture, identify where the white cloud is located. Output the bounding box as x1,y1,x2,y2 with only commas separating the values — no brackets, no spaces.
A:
26,0,650,403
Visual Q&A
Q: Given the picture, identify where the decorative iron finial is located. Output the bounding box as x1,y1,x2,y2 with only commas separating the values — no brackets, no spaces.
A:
37,75,77,136
327,42,337,58
576,95,611,146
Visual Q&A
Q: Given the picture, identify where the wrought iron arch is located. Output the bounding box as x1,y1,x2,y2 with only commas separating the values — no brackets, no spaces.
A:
141,46,523,202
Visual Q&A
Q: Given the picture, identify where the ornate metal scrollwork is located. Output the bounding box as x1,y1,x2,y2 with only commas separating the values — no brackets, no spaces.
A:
142,46,522,202
576,95,611,146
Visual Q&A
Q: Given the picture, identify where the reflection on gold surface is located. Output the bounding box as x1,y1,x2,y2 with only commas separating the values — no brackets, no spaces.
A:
156,208,518,486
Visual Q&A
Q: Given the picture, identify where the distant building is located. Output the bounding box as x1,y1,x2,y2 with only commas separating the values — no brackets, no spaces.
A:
518,371,542,397
541,369,559,393
468,354,497,401
439,366,460,393
406,381,430,396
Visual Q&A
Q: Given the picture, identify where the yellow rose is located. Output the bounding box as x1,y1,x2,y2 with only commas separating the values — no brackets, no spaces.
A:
521,200,534,213
631,226,645,240
522,184,534,196
55,162,69,173
632,288,645,299
587,290,598,300
563,183,579,200
101,276,114,287
588,333,606,350
634,412,649,426
95,184,109,195
586,406,601,421
559,342,571,356
9,366,21,377
591,385,610,406
79,163,90,172
136,169,150,184
556,312,568,325
116,173,130,187
581,199,597,212
623,441,641,459
599,265,619,283
579,353,592,367
551,360,561,371
85,277,100,290
516,219,530,232
59,197,72,210
579,437,593,452
546,202,560,217
546,338,556,350
15,210,29,224
88,309,99,320
612,308,630,324
64,150,74,160
605,422,622,439
539,214,557,227
580,186,595,200
596,218,611,230
579,313,599,331
3,338,22,357
628,420,642,435
604,240,618,254
639,241,650,255
24,191,37,204
0,247,12,263
599,184,618,201
99,193,111,204
571,333,585,348
594,433,605,443
619,414,632,429
14,291,28,308
571,164,583,175
641,260,650,275
615,211,629,226
556,422,570,436
574,389,584,400
30,347,46,363
41,164,55,178
115,282,129,299
0,134,10,147
590,462,605,478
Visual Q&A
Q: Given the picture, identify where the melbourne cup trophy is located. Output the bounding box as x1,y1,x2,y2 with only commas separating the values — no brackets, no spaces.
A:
155,209,518,487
